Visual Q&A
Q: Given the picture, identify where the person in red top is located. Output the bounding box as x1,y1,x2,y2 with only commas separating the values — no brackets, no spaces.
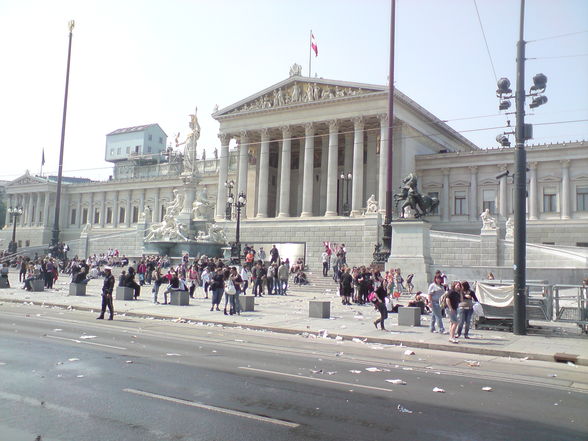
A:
245,251,255,264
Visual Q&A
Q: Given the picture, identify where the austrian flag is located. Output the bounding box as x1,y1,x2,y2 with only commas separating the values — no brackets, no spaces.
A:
311,33,318,56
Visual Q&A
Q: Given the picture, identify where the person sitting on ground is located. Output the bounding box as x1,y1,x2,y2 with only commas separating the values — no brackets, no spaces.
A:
407,291,429,315
294,270,308,285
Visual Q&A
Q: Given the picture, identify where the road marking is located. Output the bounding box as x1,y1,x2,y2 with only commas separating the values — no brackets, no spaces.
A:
123,388,299,428
0,391,89,418
46,334,127,350
239,366,396,393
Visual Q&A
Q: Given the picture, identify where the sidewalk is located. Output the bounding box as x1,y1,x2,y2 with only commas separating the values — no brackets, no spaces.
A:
2,273,586,365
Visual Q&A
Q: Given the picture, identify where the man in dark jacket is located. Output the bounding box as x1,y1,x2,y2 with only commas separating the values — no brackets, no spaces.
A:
123,266,141,299
97,266,115,320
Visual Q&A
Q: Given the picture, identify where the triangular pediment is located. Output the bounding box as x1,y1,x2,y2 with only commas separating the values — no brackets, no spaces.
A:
7,171,48,187
213,74,386,118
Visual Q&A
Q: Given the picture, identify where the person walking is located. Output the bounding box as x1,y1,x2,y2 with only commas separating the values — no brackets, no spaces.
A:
277,261,289,295
97,266,115,320
210,267,225,311
372,284,388,330
456,280,478,339
151,267,164,304
427,274,446,334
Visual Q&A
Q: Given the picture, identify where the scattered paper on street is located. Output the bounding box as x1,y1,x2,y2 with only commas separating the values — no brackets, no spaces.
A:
365,367,381,372
404,350,415,356
433,387,445,393
397,404,413,413
68,358,79,362
79,335,97,339
482,387,493,391
386,379,407,385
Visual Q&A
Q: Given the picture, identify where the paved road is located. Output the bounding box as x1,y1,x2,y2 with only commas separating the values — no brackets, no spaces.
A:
1,303,587,441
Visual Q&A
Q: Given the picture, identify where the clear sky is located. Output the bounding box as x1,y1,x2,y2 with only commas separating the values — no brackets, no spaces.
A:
0,0,586,182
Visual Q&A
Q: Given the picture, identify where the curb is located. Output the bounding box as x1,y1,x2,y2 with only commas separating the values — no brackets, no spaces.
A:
2,297,586,366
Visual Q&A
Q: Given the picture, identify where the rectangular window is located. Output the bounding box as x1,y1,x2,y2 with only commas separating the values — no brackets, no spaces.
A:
81,208,88,224
126,146,130,154
543,187,557,212
135,145,140,153
576,186,588,211
482,189,496,214
132,206,139,223
70,208,76,225
147,146,152,153
106,207,113,224
110,148,114,156
25,240,30,247
119,207,126,223
94,208,100,224
159,136,163,144
454,191,466,215
148,134,153,141
576,242,588,248
117,147,121,155
428,192,439,215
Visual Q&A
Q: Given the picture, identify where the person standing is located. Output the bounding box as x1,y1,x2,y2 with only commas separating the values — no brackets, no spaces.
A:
446,281,463,343
321,250,329,277
269,245,280,264
210,267,225,311
339,267,353,305
427,274,446,334
240,264,252,295
97,266,115,320
456,280,478,339
277,261,289,295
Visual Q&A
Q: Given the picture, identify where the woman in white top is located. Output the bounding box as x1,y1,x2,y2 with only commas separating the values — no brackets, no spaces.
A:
201,267,211,299
240,265,252,295
427,274,446,334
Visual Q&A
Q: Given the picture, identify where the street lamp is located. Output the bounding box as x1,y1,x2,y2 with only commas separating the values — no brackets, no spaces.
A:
495,0,548,335
339,172,352,216
7,206,23,254
227,192,246,264
224,179,234,220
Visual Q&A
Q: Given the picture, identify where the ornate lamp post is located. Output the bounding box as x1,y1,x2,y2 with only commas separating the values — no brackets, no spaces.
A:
224,180,234,220
8,206,24,254
339,172,352,216
227,192,246,264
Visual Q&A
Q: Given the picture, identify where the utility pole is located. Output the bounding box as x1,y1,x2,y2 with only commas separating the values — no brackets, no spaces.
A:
513,0,527,335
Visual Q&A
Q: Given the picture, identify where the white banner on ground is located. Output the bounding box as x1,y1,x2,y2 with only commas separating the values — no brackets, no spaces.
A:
475,282,514,307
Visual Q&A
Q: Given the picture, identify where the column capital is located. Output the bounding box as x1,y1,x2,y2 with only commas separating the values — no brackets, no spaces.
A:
239,130,249,142
560,159,571,168
497,164,508,172
442,168,450,176
304,122,314,135
328,119,339,132
218,132,231,145
469,165,478,174
281,125,291,138
378,113,388,123
529,161,538,170
353,116,364,130
260,127,270,141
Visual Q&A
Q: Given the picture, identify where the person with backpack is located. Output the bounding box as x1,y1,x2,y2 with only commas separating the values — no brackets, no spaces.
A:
428,273,446,334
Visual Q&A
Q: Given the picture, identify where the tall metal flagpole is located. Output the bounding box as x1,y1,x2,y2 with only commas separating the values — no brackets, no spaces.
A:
513,0,527,335
51,20,75,251
308,30,312,77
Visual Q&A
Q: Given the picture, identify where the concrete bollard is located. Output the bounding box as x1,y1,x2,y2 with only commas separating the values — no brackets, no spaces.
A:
31,279,45,292
116,286,134,300
309,300,330,319
170,290,190,306
69,283,87,296
239,295,255,312
398,306,421,326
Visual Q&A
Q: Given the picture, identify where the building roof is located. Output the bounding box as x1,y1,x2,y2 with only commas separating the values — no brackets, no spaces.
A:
106,123,166,136
46,176,94,184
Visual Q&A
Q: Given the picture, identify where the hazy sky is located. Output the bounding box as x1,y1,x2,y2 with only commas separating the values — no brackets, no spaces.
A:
1,0,586,181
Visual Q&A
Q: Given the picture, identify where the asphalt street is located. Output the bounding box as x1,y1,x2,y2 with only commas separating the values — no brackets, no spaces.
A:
1,303,587,441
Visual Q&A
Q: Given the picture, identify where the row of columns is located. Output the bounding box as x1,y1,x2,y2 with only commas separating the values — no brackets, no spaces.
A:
4,192,52,228
216,114,390,219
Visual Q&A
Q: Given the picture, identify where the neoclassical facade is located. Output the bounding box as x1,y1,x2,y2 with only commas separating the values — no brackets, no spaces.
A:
1,72,587,263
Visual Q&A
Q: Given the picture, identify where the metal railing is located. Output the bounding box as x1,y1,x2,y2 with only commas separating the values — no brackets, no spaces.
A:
553,284,588,323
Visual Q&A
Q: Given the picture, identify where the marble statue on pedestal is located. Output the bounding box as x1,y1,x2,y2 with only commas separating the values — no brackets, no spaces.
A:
145,190,189,242
175,108,201,175
196,223,227,244
192,187,213,221
480,209,497,231
505,217,514,239
366,194,379,213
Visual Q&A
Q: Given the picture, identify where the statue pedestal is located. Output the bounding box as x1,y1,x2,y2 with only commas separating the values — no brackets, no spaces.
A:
480,228,499,267
388,220,433,293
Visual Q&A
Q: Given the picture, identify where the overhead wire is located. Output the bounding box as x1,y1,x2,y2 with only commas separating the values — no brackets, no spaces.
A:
527,30,588,43
473,0,498,82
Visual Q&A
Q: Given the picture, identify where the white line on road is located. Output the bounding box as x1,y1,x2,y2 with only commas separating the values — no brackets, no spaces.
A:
239,366,396,393
0,391,89,418
123,388,299,428
46,334,127,350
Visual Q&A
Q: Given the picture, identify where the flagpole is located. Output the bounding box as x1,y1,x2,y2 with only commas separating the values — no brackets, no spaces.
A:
308,29,312,77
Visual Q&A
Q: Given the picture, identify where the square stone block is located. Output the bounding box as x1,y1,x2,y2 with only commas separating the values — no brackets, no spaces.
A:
69,283,87,296
170,290,189,306
398,306,421,326
309,300,330,319
116,286,134,301
31,279,45,292
0,277,9,288
239,295,255,312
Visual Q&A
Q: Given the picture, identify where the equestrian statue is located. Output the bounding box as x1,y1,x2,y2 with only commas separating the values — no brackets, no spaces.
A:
393,173,439,219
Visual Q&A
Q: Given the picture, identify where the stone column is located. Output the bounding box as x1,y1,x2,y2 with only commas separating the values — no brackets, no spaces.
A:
469,166,478,222
278,126,292,218
378,114,388,214
498,165,508,219
257,128,270,218
216,132,230,219
325,120,339,216
319,134,328,215
528,162,538,220
88,192,94,225
76,194,82,228
301,122,315,217
43,192,50,227
561,160,570,219
366,131,377,203
238,131,249,198
139,190,145,220
27,193,34,226
442,169,450,222
100,192,106,228
4,195,12,226
126,190,132,227
153,188,160,223
351,117,364,216
113,191,119,228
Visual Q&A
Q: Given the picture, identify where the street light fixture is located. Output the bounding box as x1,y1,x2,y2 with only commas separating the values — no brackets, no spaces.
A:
224,179,234,220
339,172,352,216
228,192,246,264
7,206,23,254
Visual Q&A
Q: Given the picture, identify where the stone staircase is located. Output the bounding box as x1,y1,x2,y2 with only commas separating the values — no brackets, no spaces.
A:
287,269,339,295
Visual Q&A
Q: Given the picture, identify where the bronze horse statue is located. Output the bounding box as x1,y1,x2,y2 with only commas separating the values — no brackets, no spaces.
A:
393,174,439,218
